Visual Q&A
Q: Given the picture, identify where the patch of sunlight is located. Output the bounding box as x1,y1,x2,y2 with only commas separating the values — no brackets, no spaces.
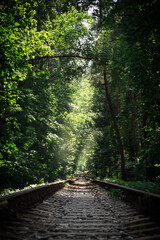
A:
76,130,98,171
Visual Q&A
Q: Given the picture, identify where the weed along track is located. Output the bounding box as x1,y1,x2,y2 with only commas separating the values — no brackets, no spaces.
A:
0,175,160,240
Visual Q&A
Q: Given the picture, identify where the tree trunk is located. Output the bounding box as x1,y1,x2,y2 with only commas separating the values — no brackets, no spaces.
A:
115,86,121,114
103,70,126,180
99,0,103,29
129,84,140,160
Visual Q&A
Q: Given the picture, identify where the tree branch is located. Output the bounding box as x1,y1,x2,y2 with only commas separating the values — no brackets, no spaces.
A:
31,54,102,62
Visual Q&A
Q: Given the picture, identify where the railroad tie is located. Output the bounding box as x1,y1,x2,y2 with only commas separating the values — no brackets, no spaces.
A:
0,176,160,240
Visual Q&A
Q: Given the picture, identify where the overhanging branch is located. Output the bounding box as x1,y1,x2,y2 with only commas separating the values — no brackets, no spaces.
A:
31,54,103,62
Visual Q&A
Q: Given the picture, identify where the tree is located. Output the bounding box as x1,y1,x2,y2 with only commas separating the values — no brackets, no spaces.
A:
1,0,159,189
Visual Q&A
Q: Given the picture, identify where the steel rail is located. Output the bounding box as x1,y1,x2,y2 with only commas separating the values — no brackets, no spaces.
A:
0,181,67,211
92,179,160,219
0,174,160,240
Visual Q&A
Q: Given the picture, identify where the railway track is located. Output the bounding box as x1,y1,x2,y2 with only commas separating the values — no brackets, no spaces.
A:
0,175,160,240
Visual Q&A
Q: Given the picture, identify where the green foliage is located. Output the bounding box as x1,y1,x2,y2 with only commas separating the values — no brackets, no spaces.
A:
0,1,91,188
58,76,98,175
87,0,160,182
107,189,125,201
0,0,159,190
0,182,46,197
0,0,53,188
105,178,160,195
53,6,89,50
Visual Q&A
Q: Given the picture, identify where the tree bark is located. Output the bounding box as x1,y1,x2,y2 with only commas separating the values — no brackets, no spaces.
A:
31,54,102,62
103,70,126,180
129,83,140,160
99,0,103,29
115,86,121,114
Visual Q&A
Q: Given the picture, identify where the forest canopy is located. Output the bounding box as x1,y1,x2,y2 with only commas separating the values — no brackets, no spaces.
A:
0,0,160,189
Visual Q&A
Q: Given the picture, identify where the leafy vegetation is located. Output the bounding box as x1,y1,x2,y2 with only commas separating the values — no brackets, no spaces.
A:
107,189,125,201
104,178,160,195
0,0,160,191
0,183,43,197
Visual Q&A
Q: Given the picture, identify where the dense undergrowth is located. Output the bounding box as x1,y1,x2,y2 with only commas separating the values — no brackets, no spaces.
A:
0,183,45,197
104,178,160,195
